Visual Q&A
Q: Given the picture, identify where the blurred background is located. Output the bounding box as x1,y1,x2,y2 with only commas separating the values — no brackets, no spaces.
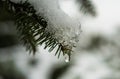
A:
0,0,120,79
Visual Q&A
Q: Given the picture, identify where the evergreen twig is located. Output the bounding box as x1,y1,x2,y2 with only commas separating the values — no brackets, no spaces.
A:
1,0,72,60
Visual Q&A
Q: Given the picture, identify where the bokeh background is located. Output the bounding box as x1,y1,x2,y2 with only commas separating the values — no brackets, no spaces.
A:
0,0,120,79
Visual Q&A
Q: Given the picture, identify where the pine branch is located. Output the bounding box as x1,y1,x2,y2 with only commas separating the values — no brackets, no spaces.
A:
1,0,72,60
76,0,96,16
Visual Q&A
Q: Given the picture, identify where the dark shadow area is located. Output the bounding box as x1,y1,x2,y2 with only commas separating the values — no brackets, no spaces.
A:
0,0,14,22
28,58,39,67
85,35,107,50
0,0,18,48
0,35,18,48
0,60,26,79
49,63,71,79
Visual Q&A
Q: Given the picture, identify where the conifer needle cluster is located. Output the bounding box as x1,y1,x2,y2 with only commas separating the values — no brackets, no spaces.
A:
1,0,72,60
